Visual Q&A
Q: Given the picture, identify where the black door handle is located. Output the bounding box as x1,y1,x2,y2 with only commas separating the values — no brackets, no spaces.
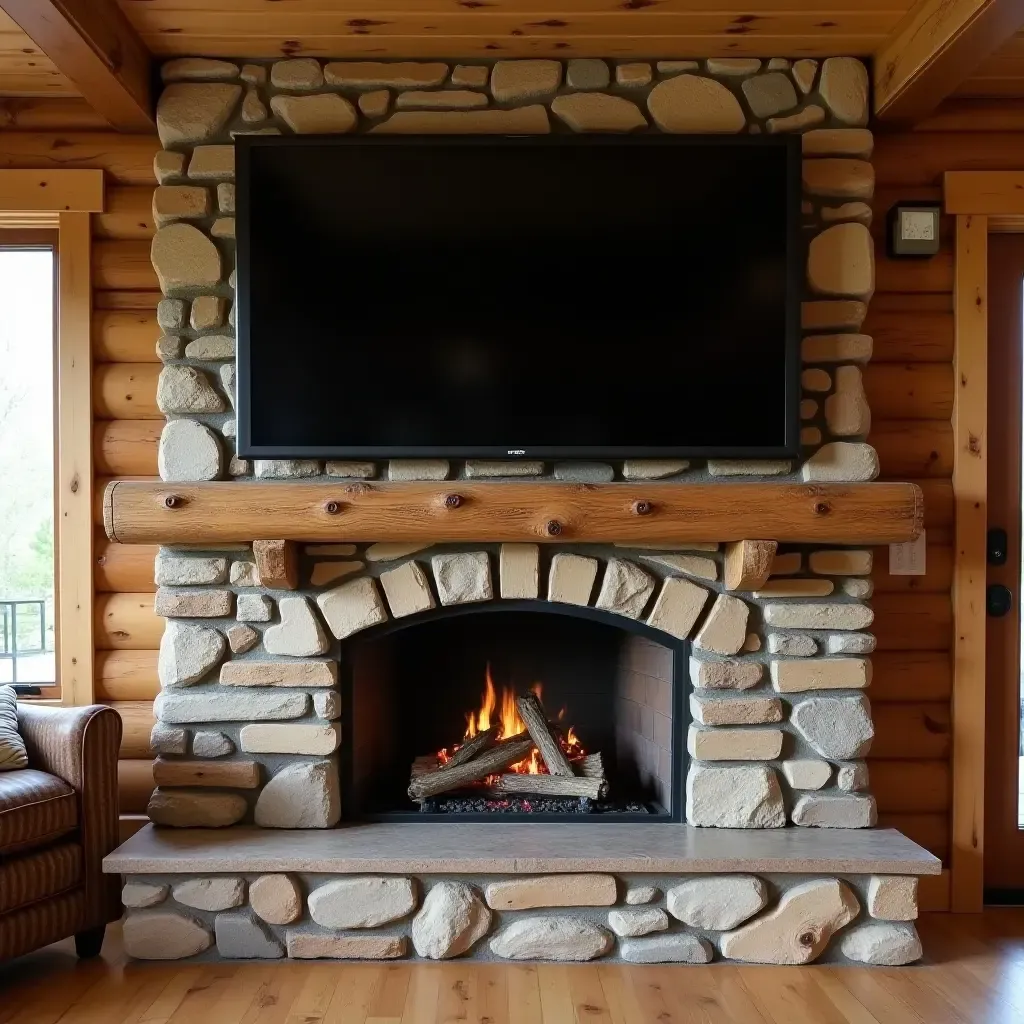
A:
988,584,1013,617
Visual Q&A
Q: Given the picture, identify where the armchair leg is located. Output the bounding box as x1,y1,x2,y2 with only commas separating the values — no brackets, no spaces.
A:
75,926,106,959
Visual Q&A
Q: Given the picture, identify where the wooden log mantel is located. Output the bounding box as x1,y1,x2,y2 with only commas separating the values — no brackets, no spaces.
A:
103,480,924,546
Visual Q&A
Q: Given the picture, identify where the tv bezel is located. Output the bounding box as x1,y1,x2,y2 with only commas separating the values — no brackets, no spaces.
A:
235,133,803,461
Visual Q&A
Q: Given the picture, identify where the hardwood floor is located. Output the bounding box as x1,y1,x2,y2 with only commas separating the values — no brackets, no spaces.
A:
2,912,1024,1023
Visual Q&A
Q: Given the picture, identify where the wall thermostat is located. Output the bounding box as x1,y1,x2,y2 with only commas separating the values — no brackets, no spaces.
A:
887,202,942,258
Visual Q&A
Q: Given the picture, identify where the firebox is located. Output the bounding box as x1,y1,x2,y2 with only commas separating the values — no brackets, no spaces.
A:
341,602,687,823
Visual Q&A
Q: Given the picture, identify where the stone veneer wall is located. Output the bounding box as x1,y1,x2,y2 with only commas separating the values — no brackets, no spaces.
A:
146,54,881,835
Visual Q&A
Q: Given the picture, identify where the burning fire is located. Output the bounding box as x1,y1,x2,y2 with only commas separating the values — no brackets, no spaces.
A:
438,664,584,775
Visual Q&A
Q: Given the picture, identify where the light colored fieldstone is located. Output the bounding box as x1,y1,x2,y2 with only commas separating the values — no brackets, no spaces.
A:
821,202,872,225
622,459,689,479
689,693,783,726
686,764,786,828
123,882,168,910
157,83,241,147
253,459,321,479
263,596,329,657
768,634,818,657
151,723,187,755
152,224,222,296
553,462,614,482
124,912,213,959
287,932,407,959
314,690,341,720
432,551,492,605
155,690,309,724
153,588,232,617
240,722,341,755
464,460,543,477
147,789,247,828
162,57,238,81
358,90,389,119
241,64,266,84
808,222,873,299
250,874,302,925
721,879,859,964
412,881,491,960
742,72,797,118
325,462,376,479
819,57,869,126
838,761,870,791
764,602,873,630
595,559,655,619
451,65,490,88
792,695,874,759
803,128,874,158
490,917,612,961
158,621,225,689
803,159,874,200
158,366,225,418
782,759,832,790
491,60,561,102
154,150,187,184
801,333,872,362
500,543,539,599
152,185,209,227
687,724,784,761
229,560,259,587
215,913,284,959
868,876,918,921
242,88,267,123
792,793,877,828
381,560,436,618
809,549,873,575
770,658,871,692
566,58,609,89
192,731,234,758
620,934,713,964
387,459,449,481
842,578,874,599
486,875,616,911
157,297,187,329
220,660,337,688
766,105,826,133
396,90,487,110
324,61,448,89
191,295,226,330
608,908,668,938
793,59,818,93
616,62,652,86
308,877,417,929
550,93,646,132
802,441,879,481
625,885,659,905
825,365,871,436
155,554,227,587
367,543,429,563
707,459,791,476
236,593,272,622
173,877,245,911
646,578,710,639
548,553,599,606
689,656,762,690
693,594,749,655
271,58,323,90
648,75,746,133
640,553,717,581
317,577,388,639
372,107,550,134
667,876,768,930
841,922,922,965
708,57,761,75
187,145,234,180
184,334,234,360
220,364,236,406
271,94,357,133
255,761,340,828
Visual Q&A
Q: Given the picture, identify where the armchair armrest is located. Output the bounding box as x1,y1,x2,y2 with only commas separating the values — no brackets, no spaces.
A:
16,704,123,926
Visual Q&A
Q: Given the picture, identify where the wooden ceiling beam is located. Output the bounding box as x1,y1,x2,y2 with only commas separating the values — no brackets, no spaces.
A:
0,0,153,132
874,0,1024,124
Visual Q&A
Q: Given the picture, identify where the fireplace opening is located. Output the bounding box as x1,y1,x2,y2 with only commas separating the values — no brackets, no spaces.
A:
341,601,687,822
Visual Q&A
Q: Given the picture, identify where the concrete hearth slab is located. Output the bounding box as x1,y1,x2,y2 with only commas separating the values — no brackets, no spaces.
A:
105,825,941,877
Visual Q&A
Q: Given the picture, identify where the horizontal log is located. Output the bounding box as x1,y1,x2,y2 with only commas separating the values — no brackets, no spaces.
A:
104,701,155,759
914,98,1024,133
870,420,953,478
495,773,607,800
877,812,949,861
95,477,158,526
874,132,1024,187
96,649,158,702
95,538,157,593
118,759,155,814
870,759,950,813
93,309,159,362
95,593,163,650
871,651,953,702
861,364,953,420
94,421,160,475
93,290,160,311
0,131,158,185
102,481,925,546
0,97,111,131
871,702,951,760
93,240,159,291
94,364,162,420
869,293,953,314
875,249,954,294
94,186,155,241
153,759,260,789
873,592,952,651
871,543,952,593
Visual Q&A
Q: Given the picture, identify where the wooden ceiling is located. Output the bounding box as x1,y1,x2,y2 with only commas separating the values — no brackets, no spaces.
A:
0,10,75,96
956,29,1024,97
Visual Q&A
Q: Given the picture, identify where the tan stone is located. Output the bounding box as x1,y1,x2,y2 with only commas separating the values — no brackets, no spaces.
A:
825,365,871,436
255,762,339,828
162,57,239,82
122,881,168,908
821,202,872,225
464,460,544,477
801,426,823,447
640,553,717,582
837,761,870,791
595,559,655,618
154,588,233,618
550,93,646,132
381,560,436,618
841,921,922,965
239,722,341,755
451,65,490,88
242,88,267,123
770,658,871,693
366,542,429,561
310,561,363,587
500,543,540,599
781,759,832,790
271,58,323,90
793,59,818,94
491,60,561,101
766,106,825,133
432,551,492,605
690,694,782,726
753,578,834,598
271,94,357,134
324,62,448,89
868,876,918,921
124,911,213,959
485,875,616,911
147,789,247,827
690,656,762,691
792,792,877,827
152,185,209,227
615,62,652,87
667,876,768,930
210,217,234,239
645,577,709,640
707,459,791,477
548,553,599,606
396,89,487,110
803,128,874,158
707,58,761,75
188,145,234,180
801,368,831,392
802,159,874,200
687,725,784,761
819,57,869,125
801,333,872,363
220,660,336,687
372,106,550,134
802,299,866,331
771,552,803,575
809,549,873,575
241,64,266,84
309,877,417,928
808,223,874,299
390,459,450,481
317,577,388,639
412,881,491,959
693,594,749,655
314,690,341,720
358,90,390,119
765,602,873,630
802,441,879,482
742,633,761,652
156,83,241,147
191,295,226,330
800,399,818,420
184,333,233,359
621,459,690,479
154,150,186,184
608,907,668,938
647,75,746,133
287,932,407,959
263,595,329,657
686,764,786,828
490,917,612,961
151,223,222,294
173,877,245,911
250,874,302,925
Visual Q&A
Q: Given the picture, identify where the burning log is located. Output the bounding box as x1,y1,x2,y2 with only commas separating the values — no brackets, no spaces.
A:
443,725,499,769
495,773,609,800
577,752,605,780
408,735,535,801
515,693,574,776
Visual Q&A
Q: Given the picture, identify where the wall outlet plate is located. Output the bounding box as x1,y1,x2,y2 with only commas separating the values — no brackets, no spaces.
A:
889,530,927,575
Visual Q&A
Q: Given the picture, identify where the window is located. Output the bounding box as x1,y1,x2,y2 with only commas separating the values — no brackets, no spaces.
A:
0,246,56,691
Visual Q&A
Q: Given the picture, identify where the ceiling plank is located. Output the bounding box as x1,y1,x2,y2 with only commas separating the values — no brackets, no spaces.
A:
0,0,153,131
874,0,1024,123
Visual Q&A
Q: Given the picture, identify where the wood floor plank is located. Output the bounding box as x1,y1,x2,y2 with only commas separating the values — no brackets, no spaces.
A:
323,966,381,1024
476,966,509,1024
367,964,412,1024
399,964,442,1024
536,965,575,1024
506,965,543,1024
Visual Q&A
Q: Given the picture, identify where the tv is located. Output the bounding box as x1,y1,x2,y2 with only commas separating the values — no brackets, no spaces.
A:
236,134,802,461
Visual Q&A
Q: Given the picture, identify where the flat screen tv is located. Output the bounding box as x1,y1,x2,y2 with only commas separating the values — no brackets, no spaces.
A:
236,134,802,460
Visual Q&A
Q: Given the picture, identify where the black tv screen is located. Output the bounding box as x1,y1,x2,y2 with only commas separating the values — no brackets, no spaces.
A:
236,135,801,460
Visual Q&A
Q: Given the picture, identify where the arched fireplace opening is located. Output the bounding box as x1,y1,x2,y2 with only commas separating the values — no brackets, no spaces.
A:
341,601,687,823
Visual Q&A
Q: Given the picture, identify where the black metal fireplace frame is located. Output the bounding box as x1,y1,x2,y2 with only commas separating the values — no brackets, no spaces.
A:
338,599,689,824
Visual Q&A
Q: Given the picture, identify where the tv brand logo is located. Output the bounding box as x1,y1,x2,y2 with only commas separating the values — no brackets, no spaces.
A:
507,450,526,455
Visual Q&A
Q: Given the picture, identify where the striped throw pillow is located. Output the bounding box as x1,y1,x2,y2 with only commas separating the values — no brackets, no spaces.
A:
0,685,27,770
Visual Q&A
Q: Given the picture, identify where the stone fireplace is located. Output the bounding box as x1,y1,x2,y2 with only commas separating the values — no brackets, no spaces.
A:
104,53,942,967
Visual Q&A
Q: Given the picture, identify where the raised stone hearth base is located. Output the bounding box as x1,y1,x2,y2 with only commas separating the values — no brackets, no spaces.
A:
107,825,939,966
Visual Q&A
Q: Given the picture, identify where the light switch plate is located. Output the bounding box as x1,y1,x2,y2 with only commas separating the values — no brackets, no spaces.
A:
889,530,927,576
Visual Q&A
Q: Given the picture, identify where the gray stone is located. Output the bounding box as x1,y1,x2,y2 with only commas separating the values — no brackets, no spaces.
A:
550,93,646,132
215,912,285,959
764,602,873,630
707,459,791,476
250,874,302,925
155,690,309,724
620,933,713,964
220,364,236,408
792,695,874,759
153,150,186,185
741,72,798,118
819,57,869,126
693,594,749,655
309,877,417,929
325,461,376,478
151,723,187,755
123,882,168,909
173,877,245,911
464,460,544,478
842,578,873,599
690,657,763,690
230,560,259,587
608,908,668,938
412,881,491,960
432,551,492,605
314,690,341,720
157,366,225,415
271,94,358,134
263,596,329,656
192,731,234,758
648,75,746,133
158,621,225,689
147,789,247,828
640,553,717,581
237,593,272,622
595,559,655,618
490,917,612,962
491,60,561,102
841,922,922,965
387,459,449,481
254,761,340,828
271,58,323,90
768,634,818,657
686,764,786,828
157,83,241,147
241,64,266,84
553,461,614,482
792,793,877,828
155,588,233,618
124,912,213,959
157,298,187,330
566,58,610,89
254,460,321,479
151,224,222,295
184,334,234,360
216,184,235,215
622,459,689,479
837,761,870,792
317,577,388,639
155,554,227,587
625,885,659,905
